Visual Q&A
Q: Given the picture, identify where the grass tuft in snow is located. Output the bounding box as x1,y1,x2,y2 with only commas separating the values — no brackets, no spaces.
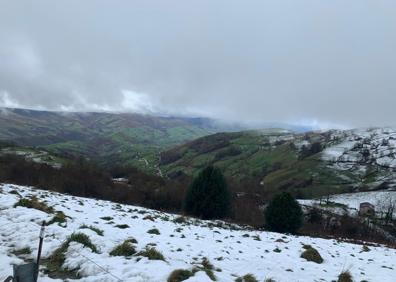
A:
67,233,98,253
14,196,54,213
147,228,161,235
47,211,67,226
110,240,136,257
115,224,129,229
337,270,353,282
173,216,187,224
79,224,104,236
197,257,216,281
300,246,323,264
361,245,370,252
167,269,195,282
137,246,166,261
47,233,98,274
235,273,258,282
11,247,32,256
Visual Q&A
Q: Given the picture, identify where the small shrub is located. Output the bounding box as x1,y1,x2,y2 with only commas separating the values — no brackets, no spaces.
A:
338,270,353,282
100,216,113,221
167,269,195,282
79,224,104,236
147,228,160,235
137,247,165,261
110,241,136,257
14,197,54,213
300,246,323,264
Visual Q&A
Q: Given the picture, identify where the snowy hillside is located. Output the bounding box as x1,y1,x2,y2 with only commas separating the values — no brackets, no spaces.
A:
1,184,396,282
321,127,396,189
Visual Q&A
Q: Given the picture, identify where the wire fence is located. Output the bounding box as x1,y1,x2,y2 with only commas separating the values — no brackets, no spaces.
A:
0,215,123,282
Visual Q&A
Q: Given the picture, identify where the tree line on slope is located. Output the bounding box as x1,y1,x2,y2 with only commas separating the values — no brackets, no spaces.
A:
0,154,264,225
1,153,394,244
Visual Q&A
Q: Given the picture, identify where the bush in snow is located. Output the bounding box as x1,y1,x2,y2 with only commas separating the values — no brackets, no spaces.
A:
183,166,231,220
264,192,303,234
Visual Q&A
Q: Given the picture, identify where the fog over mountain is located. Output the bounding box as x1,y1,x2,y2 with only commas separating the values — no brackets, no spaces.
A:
0,1,395,129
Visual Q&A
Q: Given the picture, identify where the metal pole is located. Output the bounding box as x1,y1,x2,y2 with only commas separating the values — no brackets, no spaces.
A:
36,221,45,270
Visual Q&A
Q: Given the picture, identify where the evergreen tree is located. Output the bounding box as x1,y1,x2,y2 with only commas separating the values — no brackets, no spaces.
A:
183,166,231,219
264,192,303,234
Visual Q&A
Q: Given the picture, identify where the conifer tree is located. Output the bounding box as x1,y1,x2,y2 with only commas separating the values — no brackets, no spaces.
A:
265,192,303,234
183,166,231,219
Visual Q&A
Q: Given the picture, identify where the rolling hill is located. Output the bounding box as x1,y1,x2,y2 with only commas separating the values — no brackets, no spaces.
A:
160,128,396,199
0,108,237,172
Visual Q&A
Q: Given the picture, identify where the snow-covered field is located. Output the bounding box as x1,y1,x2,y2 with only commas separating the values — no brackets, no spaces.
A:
1,184,396,282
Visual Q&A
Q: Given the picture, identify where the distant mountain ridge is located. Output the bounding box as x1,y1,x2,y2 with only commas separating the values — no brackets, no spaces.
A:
0,107,236,171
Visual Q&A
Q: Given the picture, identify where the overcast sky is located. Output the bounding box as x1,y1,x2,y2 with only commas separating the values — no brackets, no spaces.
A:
0,1,395,128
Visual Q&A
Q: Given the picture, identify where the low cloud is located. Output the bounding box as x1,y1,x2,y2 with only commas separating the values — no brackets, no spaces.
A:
0,1,395,129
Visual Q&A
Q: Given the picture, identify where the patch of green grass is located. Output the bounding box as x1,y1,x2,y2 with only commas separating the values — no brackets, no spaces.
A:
47,211,67,226
14,197,54,213
68,233,98,253
137,247,166,261
110,241,136,257
79,224,104,236
47,232,98,274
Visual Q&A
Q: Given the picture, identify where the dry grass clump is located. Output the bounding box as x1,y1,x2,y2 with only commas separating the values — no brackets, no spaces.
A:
338,270,353,282
14,196,54,213
300,246,323,264
167,269,195,282
110,241,136,257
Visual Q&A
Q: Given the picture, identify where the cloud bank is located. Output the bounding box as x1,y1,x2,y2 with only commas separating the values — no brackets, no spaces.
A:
0,1,395,128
